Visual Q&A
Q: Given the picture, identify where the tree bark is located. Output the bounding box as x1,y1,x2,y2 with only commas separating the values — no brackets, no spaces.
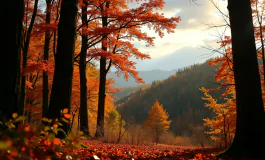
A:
47,0,78,134
95,1,109,138
95,56,107,138
254,0,265,86
6,0,24,120
79,0,90,137
223,114,227,149
20,0,39,117
42,0,52,118
219,0,265,158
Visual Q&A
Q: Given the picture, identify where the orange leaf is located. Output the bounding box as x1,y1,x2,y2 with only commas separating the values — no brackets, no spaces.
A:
53,138,61,145
64,113,71,119
44,139,51,146
62,108,68,114
12,113,18,119
197,153,202,158
46,156,52,160
10,151,18,156
24,125,30,132
53,123,58,129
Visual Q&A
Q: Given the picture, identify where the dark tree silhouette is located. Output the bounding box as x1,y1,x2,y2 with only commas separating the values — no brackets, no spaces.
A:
79,0,90,137
219,0,265,158
42,0,53,118
47,0,78,132
6,0,24,120
95,1,110,138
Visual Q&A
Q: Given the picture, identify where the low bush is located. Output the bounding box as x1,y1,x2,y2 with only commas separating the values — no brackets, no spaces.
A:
0,110,86,160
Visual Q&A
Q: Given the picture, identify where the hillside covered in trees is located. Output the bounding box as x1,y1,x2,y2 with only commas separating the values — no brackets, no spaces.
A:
112,84,149,100
5,0,265,159
116,60,224,135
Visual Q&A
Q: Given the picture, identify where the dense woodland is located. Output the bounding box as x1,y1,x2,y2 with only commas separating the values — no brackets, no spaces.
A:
116,61,222,135
112,84,148,99
5,0,265,159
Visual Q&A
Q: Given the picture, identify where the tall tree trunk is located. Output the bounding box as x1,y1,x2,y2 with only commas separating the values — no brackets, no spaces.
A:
95,1,109,138
79,0,90,137
116,117,123,143
70,107,78,130
223,114,227,149
78,111,80,134
95,55,107,138
137,127,141,145
219,0,265,158
27,99,32,123
6,0,24,120
254,0,265,85
20,0,39,116
47,0,78,134
42,0,52,118
155,124,158,145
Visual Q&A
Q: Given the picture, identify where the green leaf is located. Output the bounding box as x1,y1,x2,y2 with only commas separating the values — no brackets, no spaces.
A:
0,141,10,150
80,143,89,148
53,128,58,135
75,142,82,148
44,126,50,131
13,116,26,122
78,131,84,136
48,132,56,140
10,123,16,128
61,118,69,124
79,136,87,140
42,118,49,122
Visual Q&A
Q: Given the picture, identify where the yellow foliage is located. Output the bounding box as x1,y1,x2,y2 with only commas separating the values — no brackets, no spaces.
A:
145,99,171,131
144,99,172,144
199,87,236,147
71,64,117,135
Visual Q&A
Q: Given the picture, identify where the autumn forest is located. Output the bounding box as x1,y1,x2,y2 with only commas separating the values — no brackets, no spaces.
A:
5,0,265,159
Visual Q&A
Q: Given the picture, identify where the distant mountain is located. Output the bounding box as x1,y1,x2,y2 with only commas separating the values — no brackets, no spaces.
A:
112,84,150,101
115,60,224,135
107,69,178,87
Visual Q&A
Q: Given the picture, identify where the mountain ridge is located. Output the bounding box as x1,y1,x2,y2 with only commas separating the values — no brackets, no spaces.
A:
107,69,179,87
115,60,223,135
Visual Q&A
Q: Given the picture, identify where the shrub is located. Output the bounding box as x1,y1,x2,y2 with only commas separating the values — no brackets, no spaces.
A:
0,109,86,160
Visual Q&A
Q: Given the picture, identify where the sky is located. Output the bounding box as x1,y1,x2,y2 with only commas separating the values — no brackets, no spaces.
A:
128,0,229,71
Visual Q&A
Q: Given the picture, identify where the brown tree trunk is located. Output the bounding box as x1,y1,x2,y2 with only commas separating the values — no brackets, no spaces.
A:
137,127,141,145
6,0,24,120
95,1,109,138
155,124,159,145
79,0,90,137
254,0,265,86
20,0,39,117
223,114,227,149
219,0,265,158
47,0,78,134
42,0,52,118
95,57,107,138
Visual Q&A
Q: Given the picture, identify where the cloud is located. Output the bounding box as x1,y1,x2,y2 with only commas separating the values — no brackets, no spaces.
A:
127,0,229,70
135,46,220,71
165,0,228,29
136,26,222,58
138,42,185,58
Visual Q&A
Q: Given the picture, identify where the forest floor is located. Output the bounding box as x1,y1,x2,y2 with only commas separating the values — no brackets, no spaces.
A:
76,140,222,160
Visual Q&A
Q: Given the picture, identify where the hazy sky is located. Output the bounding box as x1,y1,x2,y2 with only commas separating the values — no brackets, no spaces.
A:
129,0,229,71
